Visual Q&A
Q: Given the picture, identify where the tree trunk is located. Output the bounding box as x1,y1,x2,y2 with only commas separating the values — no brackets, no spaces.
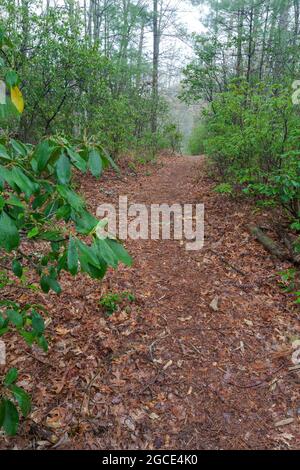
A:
151,0,159,136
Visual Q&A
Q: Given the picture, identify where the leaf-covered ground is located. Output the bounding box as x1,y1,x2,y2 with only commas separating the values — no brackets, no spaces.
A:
1,155,299,449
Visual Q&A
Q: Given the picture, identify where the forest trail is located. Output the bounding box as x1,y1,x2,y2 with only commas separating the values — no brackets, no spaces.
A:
7,155,299,450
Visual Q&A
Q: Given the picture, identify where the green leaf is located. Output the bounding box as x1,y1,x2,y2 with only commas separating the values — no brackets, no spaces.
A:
94,239,118,268
76,239,101,269
6,194,24,208
88,149,103,178
10,385,31,418
32,140,53,172
72,210,98,235
5,70,18,88
36,335,48,352
19,330,36,346
40,275,50,293
31,310,45,335
0,327,9,337
4,368,18,386
10,139,28,156
57,185,84,211
7,309,23,327
0,399,19,436
106,239,133,267
67,148,87,173
11,167,37,198
56,152,71,184
40,275,61,294
12,259,23,278
0,211,20,251
40,230,63,242
67,236,78,275
103,151,119,172
0,144,11,160
27,226,39,239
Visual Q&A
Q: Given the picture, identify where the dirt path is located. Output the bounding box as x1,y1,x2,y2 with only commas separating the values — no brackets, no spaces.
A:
3,155,299,450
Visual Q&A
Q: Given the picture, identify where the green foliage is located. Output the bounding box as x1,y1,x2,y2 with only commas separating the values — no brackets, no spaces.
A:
187,121,207,155
279,268,300,304
100,290,136,316
0,1,172,157
158,123,183,154
214,183,233,195
0,26,132,436
0,368,31,436
191,82,300,226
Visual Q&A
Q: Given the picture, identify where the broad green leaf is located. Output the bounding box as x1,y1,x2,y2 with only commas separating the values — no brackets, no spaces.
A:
0,399,19,436
0,144,10,160
57,185,84,211
5,70,18,88
7,310,23,327
31,310,45,335
6,195,24,208
40,275,61,294
67,236,78,275
27,227,39,239
36,335,48,352
12,259,23,278
40,231,62,242
40,275,50,293
88,149,103,178
4,368,18,386
11,167,37,198
0,195,5,211
76,239,101,268
106,239,133,267
67,147,87,173
10,139,28,156
10,385,31,418
103,151,119,172
0,211,20,251
72,210,98,235
94,239,118,268
56,152,71,184
48,277,61,294
33,141,53,172
19,330,36,346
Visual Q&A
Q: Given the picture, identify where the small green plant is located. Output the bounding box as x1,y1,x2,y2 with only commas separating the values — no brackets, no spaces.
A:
100,290,136,316
0,270,13,289
214,183,233,195
279,268,300,304
122,291,136,302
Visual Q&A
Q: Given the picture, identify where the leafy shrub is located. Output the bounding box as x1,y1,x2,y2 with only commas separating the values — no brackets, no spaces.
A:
214,183,233,195
158,123,183,154
0,28,132,435
187,121,208,155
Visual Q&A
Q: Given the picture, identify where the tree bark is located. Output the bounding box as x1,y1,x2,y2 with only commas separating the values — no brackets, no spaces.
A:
151,0,159,136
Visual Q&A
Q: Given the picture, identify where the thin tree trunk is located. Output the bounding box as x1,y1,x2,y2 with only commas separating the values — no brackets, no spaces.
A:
152,0,159,136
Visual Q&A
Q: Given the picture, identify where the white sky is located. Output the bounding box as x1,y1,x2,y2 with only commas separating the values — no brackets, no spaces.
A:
173,0,206,35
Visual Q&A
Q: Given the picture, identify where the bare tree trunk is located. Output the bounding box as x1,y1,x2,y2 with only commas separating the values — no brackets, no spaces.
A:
236,8,244,78
259,1,270,80
246,6,254,83
151,0,159,136
136,20,145,88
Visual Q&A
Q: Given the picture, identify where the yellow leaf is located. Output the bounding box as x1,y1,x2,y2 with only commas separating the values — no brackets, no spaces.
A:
10,86,24,113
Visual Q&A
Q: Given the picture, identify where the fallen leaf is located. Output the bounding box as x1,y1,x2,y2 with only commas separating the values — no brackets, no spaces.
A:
163,360,173,370
274,418,294,428
210,296,219,311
